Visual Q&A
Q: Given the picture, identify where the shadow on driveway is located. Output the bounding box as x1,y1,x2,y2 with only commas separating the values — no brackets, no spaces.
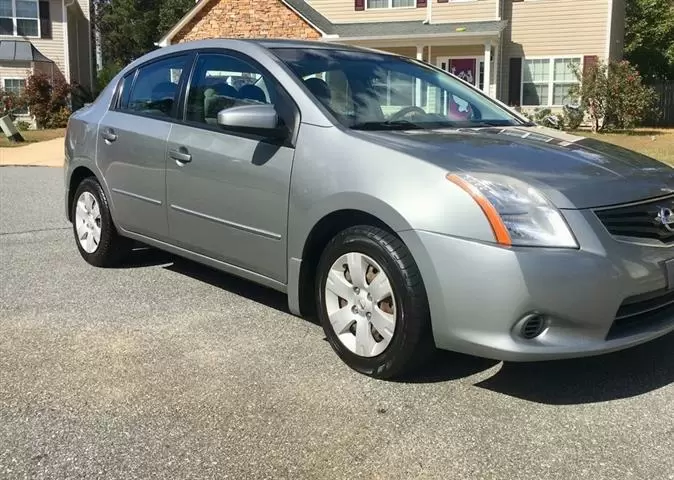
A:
473,332,673,405
117,247,674,405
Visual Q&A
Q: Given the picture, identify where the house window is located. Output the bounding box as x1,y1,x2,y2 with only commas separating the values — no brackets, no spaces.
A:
366,0,415,9
3,78,28,114
0,0,39,37
522,57,580,107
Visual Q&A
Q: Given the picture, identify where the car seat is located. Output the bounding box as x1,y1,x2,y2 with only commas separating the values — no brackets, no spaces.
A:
304,77,331,105
204,84,239,124
238,84,267,103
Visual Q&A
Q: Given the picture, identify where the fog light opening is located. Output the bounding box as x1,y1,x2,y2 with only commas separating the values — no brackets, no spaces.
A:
519,314,548,340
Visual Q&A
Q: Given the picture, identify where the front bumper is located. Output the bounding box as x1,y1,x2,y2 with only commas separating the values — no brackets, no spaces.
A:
400,209,674,361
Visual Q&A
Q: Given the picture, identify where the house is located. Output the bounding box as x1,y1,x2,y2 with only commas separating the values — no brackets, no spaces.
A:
158,0,625,110
0,0,93,112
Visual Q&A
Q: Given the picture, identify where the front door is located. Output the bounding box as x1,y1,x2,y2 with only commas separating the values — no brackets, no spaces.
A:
97,54,189,240
438,57,484,91
166,51,296,283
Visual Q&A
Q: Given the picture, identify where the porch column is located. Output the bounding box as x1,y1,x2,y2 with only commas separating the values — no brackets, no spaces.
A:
416,45,424,106
483,42,492,96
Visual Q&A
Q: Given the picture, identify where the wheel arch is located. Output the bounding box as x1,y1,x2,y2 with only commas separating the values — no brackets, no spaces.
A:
67,166,98,221
295,208,405,318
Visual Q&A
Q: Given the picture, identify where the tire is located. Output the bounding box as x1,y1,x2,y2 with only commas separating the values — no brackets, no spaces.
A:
316,225,433,379
71,177,130,267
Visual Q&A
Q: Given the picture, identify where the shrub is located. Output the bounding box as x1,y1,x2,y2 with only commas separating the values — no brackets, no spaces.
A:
16,120,32,131
22,72,72,129
0,89,28,118
563,105,585,131
570,60,658,132
523,107,564,130
71,82,95,111
96,62,123,95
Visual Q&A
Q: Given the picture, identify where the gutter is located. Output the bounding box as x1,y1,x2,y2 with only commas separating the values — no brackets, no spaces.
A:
331,30,503,42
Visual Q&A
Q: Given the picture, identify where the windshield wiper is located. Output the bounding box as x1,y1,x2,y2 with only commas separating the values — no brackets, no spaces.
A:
350,119,424,130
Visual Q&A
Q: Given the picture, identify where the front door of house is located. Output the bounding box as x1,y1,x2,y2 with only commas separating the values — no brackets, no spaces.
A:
438,57,484,91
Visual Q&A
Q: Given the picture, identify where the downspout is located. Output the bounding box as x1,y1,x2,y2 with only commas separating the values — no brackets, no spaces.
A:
423,0,432,24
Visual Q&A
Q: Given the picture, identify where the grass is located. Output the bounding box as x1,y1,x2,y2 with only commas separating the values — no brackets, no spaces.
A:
575,128,674,165
0,128,65,148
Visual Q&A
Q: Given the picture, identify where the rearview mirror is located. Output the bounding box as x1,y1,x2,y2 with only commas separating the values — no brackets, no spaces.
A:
217,104,283,137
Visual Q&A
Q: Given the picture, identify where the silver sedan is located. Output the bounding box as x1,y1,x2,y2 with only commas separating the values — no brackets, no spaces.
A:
65,39,674,378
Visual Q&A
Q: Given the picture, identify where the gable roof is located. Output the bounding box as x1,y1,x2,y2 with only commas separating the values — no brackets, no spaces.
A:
157,0,506,46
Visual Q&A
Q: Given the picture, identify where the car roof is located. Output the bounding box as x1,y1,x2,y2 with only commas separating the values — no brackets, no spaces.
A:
252,39,368,51
153,38,383,57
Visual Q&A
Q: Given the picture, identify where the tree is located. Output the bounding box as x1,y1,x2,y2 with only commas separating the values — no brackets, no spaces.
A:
158,0,195,39
93,0,194,67
624,0,674,82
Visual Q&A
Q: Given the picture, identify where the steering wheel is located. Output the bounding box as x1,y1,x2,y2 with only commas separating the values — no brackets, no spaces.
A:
388,106,427,122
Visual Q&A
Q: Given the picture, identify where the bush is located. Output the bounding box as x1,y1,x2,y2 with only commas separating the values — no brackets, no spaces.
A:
96,62,123,95
16,120,32,131
71,82,95,111
0,89,28,118
523,107,564,130
570,60,658,132
22,72,72,128
563,105,585,130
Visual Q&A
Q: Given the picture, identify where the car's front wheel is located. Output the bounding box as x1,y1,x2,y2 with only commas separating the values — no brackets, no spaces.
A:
71,177,130,267
316,225,433,379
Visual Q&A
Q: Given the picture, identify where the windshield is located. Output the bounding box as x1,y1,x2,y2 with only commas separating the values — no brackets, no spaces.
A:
272,47,525,130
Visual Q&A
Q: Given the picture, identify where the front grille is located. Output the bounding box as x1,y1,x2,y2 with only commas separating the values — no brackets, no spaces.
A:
607,288,674,339
595,195,674,243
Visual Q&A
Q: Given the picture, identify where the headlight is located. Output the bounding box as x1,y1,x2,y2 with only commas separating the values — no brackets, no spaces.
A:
447,173,578,248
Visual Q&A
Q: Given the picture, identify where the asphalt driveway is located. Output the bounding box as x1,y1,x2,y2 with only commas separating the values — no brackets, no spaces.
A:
1,166,672,480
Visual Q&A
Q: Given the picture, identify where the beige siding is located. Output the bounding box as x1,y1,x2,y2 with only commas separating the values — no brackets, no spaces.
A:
430,44,485,62
433,0,498,23
0,63,32,79
307,0,425,23
499,0,611,103
0,0,68,80
506,0,607,57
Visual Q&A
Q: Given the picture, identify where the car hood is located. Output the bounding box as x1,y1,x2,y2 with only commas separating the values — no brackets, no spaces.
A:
356,126,674,209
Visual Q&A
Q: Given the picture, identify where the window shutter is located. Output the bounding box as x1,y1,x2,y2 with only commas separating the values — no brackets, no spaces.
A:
583,55,598,74
39,1,51,39
508,57,522,106
355,0,365,11
417,0,427,7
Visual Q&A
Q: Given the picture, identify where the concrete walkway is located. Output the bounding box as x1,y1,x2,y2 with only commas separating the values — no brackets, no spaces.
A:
0,137,64,167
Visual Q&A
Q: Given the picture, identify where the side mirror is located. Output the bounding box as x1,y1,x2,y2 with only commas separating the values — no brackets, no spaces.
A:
217,104,284,137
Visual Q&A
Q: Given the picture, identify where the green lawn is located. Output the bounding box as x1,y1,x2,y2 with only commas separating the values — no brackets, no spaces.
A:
575,128,674,165
0,128,65,148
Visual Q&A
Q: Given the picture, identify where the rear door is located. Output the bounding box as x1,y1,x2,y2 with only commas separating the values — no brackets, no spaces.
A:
165,51,298,282
96,54,190,240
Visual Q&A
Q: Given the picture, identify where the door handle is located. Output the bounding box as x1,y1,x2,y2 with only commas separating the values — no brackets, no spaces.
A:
101,129,117,142
169,148,192,164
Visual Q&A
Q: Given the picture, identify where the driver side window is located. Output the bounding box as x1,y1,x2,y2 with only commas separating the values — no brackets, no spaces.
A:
185,53,273,126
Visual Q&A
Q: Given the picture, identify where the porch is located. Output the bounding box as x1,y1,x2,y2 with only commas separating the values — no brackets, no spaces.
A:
327,22,505,101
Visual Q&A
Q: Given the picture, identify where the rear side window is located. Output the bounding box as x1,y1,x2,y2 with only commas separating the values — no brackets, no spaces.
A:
121,55,188,118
